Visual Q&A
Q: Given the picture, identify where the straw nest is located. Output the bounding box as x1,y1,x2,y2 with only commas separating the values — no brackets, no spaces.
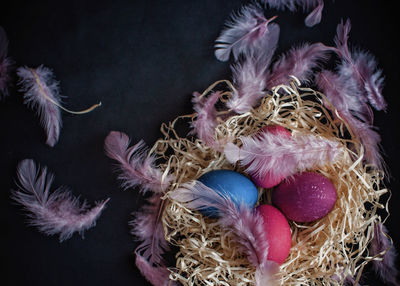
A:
148,79,389,285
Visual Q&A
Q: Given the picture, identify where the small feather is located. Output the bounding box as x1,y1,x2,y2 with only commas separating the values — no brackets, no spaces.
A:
334,19,386,111
170,181,272,272
135,253,171,286
189,91,221,146
228,24,280,113
369,222,400,286
266,42,331,88
225,131,342,180
0,26,12,98
11,159,109,242
304,0,324,27
214,4,278,62
316,70,383,167
104,131,172,193
17,66,62,147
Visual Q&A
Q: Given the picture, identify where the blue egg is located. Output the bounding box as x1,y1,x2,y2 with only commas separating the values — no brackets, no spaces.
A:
198,170,259,217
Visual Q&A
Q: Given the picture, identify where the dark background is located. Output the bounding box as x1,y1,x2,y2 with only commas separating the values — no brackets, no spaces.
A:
1,1,398,285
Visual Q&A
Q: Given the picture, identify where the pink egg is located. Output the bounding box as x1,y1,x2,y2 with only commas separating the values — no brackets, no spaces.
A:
251,125,292,189
256,205,291,265
272,172,337,222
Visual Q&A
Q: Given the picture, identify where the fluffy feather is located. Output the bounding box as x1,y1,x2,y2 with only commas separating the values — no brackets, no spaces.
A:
334,19,386,111
369,222,400,286
225,131,342,180
316,69,383,167
17,66,62,147
262,0,323,27
170,181,274,275
190,91,220,146
214,4,278,62
0,26,12,98
135,253,171,286
104,131,172,193
304,0,324,27
228,24,280,113
11,159,109,242
266,42,331,88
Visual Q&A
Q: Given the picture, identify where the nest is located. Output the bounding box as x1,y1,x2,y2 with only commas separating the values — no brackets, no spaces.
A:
149,79,388,285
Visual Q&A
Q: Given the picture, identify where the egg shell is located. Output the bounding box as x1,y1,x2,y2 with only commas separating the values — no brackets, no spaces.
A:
251,125,292,189
256,204,291,265
198,170,258,217
272,172,337,222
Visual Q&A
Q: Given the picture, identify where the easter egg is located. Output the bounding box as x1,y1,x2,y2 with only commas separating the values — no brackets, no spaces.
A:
251,125,292,189
256,205,291,264
198,170,258,217
272,172,337,222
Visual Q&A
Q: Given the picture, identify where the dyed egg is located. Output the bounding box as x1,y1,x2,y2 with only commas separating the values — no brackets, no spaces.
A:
272,172,337,222
198,170,258,217
251,125,292,189
256,205,291,264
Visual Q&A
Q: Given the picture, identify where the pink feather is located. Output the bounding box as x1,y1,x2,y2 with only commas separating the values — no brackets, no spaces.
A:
261,0,324,27
135,253,171,286
0,26,12,98
17,66,62,147
170,181,278,284
228,24,280,113
266,42,331,88
214,4,278,62
104,131,172,193
316,70,383,167
11,159,109,242
304,0,324,27
369,222,400,286
190,91,221,146
224,131,342,181
334,19,386,111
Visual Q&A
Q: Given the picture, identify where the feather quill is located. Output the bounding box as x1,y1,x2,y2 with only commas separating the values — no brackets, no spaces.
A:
334,19,386,111
369,222,400,286
170,181,278,285
104,131,172,193
266,42,331,88
190,91,221,146
11,159,109,242
261,0,324,27
17,66,62,147
214,4,278,62
224,131,342,181
228,24,280,113
0,26,12,98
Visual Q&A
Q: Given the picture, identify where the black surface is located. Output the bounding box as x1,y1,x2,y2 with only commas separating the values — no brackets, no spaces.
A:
1,1,399,285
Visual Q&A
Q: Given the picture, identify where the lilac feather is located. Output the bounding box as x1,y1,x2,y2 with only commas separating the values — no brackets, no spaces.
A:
0,26,12,98
17,66,62,147
190,91,221,146
304,0,324,27
224,131,342,181
266,42,331,88
214,4,278,62
261,0,324,27
11,159,109,242
334,19,386,111
170,181,278,284
135,253,171,286
369,222,400,286
228,24,280,113
316,70,383,167
104,131,172,193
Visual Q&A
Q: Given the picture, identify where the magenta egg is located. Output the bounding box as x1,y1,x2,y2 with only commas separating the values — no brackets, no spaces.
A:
251,125,292,189
256,205,291,264
272,172,337,222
